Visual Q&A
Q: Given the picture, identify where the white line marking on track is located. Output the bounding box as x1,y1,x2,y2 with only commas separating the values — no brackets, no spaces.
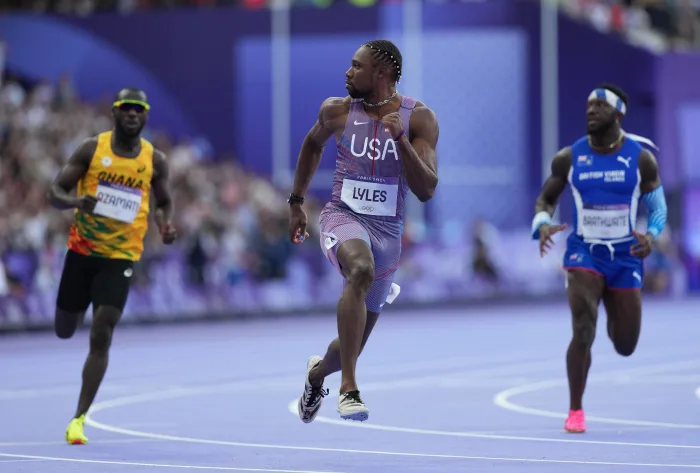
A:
82,356,700,462
0,438,164,447
290,358,700,449
493,358,700,429
5,442,700,469
0,453,344,473
288,399,700,450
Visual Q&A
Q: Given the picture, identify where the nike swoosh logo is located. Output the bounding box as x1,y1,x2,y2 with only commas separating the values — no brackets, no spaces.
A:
137,166,146,173
354,120,369,125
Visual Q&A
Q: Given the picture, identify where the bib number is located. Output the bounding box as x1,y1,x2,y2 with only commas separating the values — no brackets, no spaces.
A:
341,174,399,217
581,204,630,240
93,181,143,223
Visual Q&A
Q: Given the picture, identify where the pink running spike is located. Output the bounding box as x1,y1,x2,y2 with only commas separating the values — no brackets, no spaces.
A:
565,409,586,433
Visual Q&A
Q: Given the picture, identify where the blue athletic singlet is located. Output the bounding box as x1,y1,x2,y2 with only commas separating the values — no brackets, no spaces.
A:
563,135,645,290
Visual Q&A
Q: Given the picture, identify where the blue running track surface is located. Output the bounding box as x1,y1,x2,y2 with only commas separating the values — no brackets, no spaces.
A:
2,299,700,472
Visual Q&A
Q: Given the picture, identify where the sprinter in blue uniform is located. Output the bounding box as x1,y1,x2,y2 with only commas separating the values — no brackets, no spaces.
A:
531,84,667,434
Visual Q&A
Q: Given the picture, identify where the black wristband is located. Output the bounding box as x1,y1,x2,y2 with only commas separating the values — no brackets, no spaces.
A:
287,193,304,205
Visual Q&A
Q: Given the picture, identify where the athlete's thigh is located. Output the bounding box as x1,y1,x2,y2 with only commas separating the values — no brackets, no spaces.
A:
602,289,641,334
56,250,93,314
364,228,401,313
602,256,643,345
319,207,373,276
90,257,134,315
605,253,644,292
564,241,605,324
566,269,605,319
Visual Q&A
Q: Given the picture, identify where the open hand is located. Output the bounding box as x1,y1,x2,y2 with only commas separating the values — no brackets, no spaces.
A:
539,223,568,257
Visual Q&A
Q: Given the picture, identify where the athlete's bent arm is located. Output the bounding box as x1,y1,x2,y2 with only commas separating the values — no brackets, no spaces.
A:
535,148,572,218
632,149,667,257
399,106,439,202
532,148,572,254
48,138,98,211
289,98,344,243
291,98,343,198
151,150,177,244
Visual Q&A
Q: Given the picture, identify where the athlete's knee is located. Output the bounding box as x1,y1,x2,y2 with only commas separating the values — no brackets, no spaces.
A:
346,259,375,292
614,340,637,357
89,306,121,354
611,330,638,357
571,303,597,348
54,309,83,339
571,322,596,349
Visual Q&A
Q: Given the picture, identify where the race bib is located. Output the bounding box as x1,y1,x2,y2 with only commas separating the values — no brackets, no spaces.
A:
93,180,143,223
581,204,630,240
341,174,398,217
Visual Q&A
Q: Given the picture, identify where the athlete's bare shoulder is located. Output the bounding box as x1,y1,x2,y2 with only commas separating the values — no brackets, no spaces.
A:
70,136,100,165
407,100,438,144
412,100,435,114
412,100,436,113
551,146,573,178
152,147,166,161
319,96,350,130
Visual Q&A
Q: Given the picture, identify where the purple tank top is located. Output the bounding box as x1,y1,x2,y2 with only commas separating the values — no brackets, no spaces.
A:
330,95,417,224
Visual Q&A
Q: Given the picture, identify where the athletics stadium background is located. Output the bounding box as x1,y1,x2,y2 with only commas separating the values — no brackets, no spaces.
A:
0,0,698,331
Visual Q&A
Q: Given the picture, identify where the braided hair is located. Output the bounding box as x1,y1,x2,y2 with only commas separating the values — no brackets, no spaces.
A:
363,40,403,83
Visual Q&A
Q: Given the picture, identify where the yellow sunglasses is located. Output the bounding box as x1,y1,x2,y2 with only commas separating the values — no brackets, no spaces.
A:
113,99,151,111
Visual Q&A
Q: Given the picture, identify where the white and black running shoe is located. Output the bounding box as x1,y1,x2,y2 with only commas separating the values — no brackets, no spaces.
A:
338,390,369,422
297,356,329,424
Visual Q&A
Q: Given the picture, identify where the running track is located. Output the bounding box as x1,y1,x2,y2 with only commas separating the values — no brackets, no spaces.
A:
1,299,699,472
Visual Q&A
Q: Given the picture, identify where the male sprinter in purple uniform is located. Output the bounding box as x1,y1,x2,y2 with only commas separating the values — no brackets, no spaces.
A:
288,40,439,422
532,83,667,433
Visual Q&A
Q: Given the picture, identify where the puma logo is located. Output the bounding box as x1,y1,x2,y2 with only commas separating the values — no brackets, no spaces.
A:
617,156,632,168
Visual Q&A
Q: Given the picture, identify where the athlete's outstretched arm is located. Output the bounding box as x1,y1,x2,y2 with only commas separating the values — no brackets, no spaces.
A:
532,147,571,255
631,149,667,257
397,106,439,202
151,149,177,244
291,98,344,198
48,137,98,211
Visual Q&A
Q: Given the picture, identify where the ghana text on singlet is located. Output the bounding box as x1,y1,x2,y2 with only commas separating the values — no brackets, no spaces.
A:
68,131,154,261
330,96,416,225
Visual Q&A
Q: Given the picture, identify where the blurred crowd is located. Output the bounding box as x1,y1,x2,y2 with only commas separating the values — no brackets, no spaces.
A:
0,73,682,301
2,0,383,13
2,0,698,52
560,0,700,51
0,72,327,297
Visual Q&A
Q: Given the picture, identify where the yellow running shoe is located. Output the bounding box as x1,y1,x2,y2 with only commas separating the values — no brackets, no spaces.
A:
65,415,88,445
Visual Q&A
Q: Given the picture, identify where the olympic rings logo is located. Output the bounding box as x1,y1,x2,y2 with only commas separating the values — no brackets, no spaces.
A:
360,206,375,212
